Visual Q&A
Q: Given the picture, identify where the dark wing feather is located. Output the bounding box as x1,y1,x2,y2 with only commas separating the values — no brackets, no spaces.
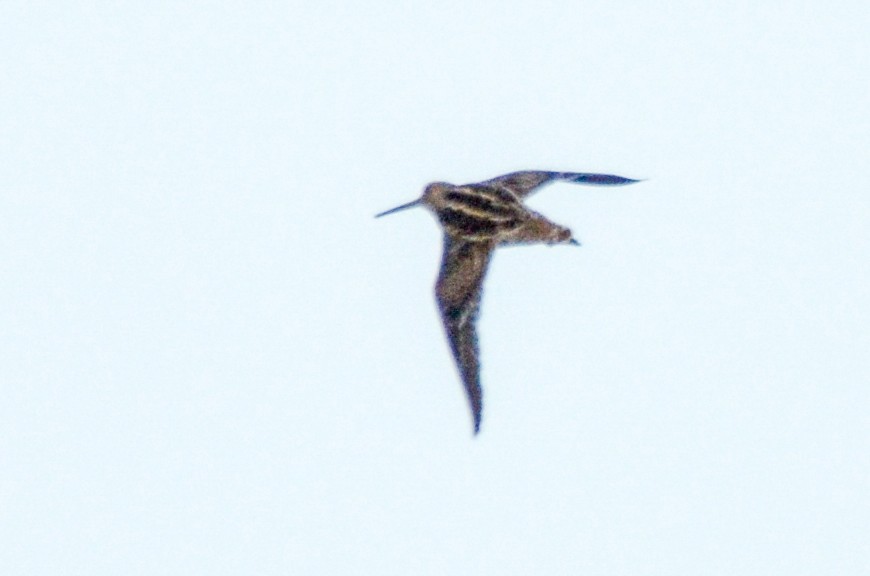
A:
478,170,639,199
435,235,495,434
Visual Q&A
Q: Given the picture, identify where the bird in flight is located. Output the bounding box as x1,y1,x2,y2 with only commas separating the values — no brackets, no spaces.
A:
376,170,639,434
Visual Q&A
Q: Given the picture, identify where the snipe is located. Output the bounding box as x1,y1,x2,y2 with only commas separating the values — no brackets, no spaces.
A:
376,170,639,434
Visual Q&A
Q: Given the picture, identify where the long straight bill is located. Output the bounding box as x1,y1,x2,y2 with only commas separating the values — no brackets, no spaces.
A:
374,199,422,218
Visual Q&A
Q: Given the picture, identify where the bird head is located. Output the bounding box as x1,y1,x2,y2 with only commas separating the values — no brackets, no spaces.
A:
374,182,452,218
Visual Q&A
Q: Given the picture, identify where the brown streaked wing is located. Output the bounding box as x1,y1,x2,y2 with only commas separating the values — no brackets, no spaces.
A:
435,235,495,434
478,170,640,199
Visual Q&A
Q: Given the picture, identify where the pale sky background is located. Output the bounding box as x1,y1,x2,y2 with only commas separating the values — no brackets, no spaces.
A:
2,1,869,574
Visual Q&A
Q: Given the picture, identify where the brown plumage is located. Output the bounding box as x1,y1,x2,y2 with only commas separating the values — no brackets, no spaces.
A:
376,170,639,434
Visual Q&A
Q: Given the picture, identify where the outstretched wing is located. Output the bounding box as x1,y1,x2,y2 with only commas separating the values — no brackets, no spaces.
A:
435,235,495,434
478,170,639,199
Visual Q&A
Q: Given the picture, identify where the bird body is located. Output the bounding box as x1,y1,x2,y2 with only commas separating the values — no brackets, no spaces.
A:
376,170,639,434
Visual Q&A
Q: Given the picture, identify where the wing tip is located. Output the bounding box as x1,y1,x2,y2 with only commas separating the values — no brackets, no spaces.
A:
564,173,645,186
